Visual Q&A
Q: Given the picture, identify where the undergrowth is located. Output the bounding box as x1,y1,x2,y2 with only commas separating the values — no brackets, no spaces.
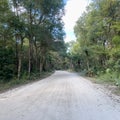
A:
0,71,54,93
97,72,120,86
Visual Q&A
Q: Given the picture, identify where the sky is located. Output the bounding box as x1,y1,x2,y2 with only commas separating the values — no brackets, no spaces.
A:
62,0,91,42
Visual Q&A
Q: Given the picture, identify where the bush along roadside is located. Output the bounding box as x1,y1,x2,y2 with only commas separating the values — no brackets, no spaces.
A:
0,71,54,93
96,69,120,86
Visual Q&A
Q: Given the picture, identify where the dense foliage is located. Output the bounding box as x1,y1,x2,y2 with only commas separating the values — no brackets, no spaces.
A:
70,0,120,84
0,0,68,82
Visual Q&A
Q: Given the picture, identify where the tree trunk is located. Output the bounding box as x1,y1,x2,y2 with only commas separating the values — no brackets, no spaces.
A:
18,53,22,79
86,58,90,71
15,36,19,75
40,61,43,73
17,37,23,79
28,39,32,77
34,39,38,71
28,6,33,78
39,56,45,73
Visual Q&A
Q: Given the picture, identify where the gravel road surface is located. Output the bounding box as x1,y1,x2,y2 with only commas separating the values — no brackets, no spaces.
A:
0,71,120,120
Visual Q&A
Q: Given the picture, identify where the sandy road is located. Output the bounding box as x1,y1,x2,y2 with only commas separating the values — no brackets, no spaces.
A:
0,71,120,120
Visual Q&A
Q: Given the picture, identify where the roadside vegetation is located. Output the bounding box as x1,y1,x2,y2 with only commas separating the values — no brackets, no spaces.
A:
0,71,54,92
68,0,120,87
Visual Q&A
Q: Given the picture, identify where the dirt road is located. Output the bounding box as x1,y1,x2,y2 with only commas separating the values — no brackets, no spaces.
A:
0,71,120,120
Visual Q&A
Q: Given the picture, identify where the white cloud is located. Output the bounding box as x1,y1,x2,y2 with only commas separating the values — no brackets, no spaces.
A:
63,0,90,42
